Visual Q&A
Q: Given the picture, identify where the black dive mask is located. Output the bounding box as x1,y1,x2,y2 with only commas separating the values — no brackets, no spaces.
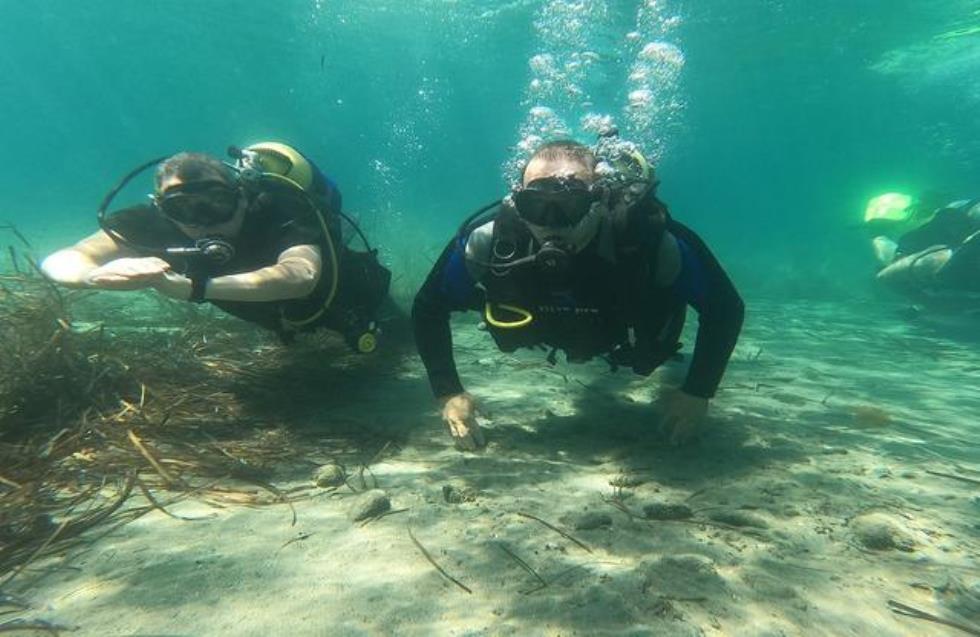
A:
513,176,600,228
155,181,240,227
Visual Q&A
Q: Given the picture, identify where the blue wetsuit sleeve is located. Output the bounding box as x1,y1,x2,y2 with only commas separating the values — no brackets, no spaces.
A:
666,223,744,399
671,237,707,312
412,237,478,398
439,238,478,309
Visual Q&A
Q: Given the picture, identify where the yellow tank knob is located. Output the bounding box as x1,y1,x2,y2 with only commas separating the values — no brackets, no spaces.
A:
357,332,377,354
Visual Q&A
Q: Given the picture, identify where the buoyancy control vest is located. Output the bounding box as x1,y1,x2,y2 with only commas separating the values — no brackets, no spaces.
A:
477,195,685,374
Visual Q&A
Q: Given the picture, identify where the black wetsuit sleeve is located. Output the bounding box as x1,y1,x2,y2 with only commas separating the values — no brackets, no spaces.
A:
670,222,745,399
412,239,477,399
896,202,978,256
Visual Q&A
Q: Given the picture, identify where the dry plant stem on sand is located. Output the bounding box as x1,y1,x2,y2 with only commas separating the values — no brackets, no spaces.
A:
495,542,547,591
407,526,473,594
887,599,980,636
516,512,593,554
924,469,980,487
0,617,74,634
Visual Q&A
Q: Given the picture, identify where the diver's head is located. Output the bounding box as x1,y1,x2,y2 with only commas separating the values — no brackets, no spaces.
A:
153,153,246,236
514,140,603,254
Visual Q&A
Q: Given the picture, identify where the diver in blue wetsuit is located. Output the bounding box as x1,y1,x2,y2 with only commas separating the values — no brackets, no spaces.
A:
412,137,744,450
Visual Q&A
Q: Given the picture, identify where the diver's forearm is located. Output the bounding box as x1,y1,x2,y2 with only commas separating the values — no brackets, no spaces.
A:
40,250,100,287
683,292,744,398
413,243,473,398
412,297,465,398
204,263,319,302
415,323,465,398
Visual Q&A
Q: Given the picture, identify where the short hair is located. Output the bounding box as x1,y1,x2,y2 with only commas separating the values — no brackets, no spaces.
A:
523,140,597,179
155,152,235,193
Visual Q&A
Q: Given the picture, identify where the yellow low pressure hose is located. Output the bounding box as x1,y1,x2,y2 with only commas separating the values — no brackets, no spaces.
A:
484,302,534,329
259,172,339,330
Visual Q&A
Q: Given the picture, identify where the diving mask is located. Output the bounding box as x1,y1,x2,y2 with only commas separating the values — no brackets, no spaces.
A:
513,176,601,228
155,180,240,227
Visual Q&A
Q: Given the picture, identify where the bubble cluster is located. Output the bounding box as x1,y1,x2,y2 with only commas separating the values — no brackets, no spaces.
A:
506,0,685,182
580,112,617,137
505,104,573,184
535,0,609,51
623,1,686,162
505,0,614,181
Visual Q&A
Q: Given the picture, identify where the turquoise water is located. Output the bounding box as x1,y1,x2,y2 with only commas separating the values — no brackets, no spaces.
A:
4,3,980,634
3,0,979,284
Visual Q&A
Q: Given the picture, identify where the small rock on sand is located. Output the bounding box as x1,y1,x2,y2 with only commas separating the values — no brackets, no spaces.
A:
708,510,769,528
641,554,727,599
561,511,613,530
850,513,914,551
312,462,346,488
643,502,693,520
938,577,980,618
442,484,478,504
348,490,390,522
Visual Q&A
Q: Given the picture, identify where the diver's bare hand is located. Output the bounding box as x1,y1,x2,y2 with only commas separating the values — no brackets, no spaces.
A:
659,389,709,446
441,393,485,451
85,257,171,290
154,271,193,301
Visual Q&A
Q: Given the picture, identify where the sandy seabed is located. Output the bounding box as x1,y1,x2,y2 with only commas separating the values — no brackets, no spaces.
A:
6,296,980,636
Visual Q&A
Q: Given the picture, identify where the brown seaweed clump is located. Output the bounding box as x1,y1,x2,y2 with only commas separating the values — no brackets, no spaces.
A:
851,405,893,428
0,239,401,595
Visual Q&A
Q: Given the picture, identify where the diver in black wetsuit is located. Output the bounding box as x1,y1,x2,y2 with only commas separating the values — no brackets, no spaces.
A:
412,137,744,450
874,197,980,298
41,143,390,351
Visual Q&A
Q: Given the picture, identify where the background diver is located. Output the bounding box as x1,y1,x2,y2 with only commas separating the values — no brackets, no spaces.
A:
864,191,980,299
41,142,391,351
413,135,745,450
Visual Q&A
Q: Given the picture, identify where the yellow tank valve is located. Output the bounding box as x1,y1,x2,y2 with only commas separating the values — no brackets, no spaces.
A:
356,331,378,354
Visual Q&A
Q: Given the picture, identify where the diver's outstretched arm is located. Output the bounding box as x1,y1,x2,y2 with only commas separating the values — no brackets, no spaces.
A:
665,221,745,399
154,244,323,303
412,240,469,399
413,239,487,450
40,230,147,289
876,245,952,292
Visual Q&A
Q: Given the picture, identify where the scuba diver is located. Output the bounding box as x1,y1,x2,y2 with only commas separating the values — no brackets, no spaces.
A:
864,192,980,297
412,135,744,450
41,142,391,351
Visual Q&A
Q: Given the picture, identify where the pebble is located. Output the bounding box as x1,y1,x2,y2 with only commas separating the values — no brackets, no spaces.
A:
641,554,727,598
348,490,390,522
942,578,980,618
442,484,478,504
708,510,769,528
643,502,693,520
609,474,646,488
850,513,914,551
561,511,613,530
312,462,346,488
